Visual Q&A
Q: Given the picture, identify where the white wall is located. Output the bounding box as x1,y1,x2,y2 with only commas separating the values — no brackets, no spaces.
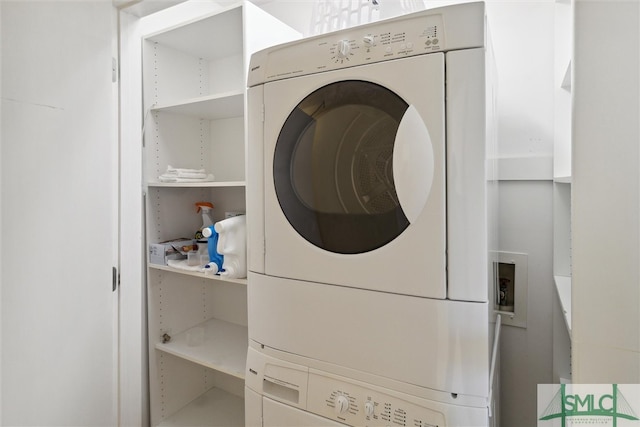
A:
253,0,314,35
0,2,3,421
256,2,556,426
119,10,148,427
1,2,118,425
572,0,640,383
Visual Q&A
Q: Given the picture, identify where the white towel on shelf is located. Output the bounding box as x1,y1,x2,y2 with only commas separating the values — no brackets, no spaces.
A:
158,165,215,182
174,171,208,179
158,174,215,183
166,165,205,175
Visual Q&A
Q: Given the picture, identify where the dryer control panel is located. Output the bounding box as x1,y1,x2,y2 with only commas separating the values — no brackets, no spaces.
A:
256,12,444,83
248,2,485,86
325,17,443,65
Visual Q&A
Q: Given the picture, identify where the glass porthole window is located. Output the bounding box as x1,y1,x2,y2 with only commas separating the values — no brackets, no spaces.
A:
273,80,411,254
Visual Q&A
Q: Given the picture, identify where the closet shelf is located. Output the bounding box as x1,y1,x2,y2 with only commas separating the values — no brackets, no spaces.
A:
145,4,243,61
149,264,247,286
147,180,246,188
156,317,248,379
151,90,244,120
553,175,572,184
158,386,244,427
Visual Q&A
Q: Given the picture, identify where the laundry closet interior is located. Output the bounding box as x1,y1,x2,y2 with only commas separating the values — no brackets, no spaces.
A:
130,0,502,423
2,0,639,426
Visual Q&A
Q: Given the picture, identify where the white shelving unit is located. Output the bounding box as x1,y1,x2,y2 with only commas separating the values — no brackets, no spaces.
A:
158,388,245,427
147,181,246,188
552,0,573,384
151,90,245,120
156,317,249,378
149,264,248,285
142,3,300,425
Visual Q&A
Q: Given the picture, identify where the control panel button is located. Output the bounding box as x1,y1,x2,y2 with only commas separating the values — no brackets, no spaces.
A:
335,395,350,414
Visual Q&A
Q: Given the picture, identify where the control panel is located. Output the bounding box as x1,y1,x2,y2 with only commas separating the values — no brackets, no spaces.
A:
307,371,447,427
246,345,492,426
256,12,445,83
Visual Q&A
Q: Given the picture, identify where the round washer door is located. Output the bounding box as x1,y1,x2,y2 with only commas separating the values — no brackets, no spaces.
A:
273,80,432,254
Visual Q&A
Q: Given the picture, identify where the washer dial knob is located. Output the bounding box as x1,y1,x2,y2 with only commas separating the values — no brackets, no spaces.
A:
335,395,350,414
364,401,375,417
336,40,351,58
363,35,375,46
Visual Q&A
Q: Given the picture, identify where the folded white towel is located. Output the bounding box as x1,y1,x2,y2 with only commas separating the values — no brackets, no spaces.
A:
159,173,215,183
177,171,208,179
166,165,206,175
159,165,214,183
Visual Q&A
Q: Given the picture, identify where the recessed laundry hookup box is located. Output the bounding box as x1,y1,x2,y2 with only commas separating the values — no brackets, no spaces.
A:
149,239,194,265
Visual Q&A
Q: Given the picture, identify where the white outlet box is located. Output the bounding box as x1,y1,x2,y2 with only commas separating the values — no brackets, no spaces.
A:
494,251,528,329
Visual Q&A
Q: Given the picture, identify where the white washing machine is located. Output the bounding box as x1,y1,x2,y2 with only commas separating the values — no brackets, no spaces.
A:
244,343,497,427
246,2,500,426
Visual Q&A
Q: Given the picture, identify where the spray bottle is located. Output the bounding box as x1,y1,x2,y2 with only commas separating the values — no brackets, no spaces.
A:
194,202,214,240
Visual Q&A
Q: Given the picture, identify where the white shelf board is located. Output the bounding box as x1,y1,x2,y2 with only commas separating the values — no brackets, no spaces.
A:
145,4,243,61
151,91,244,120
554,275,572,338
554,175,572,184
156,317,248,379
149,264,247,286
147,180,246,188
158,386,244,427
116,0,187,17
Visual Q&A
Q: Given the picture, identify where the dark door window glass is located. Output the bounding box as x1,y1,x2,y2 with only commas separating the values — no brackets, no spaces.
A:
274,80,410,254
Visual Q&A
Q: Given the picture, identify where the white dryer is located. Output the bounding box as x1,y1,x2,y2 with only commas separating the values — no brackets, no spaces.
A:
246,2,499,426
248,1,492,302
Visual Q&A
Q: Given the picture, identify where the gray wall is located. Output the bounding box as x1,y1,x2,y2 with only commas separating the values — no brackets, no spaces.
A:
498,181,554,426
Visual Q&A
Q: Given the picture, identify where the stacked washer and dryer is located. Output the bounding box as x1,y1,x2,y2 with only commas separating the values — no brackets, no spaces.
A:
245,2,501,426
